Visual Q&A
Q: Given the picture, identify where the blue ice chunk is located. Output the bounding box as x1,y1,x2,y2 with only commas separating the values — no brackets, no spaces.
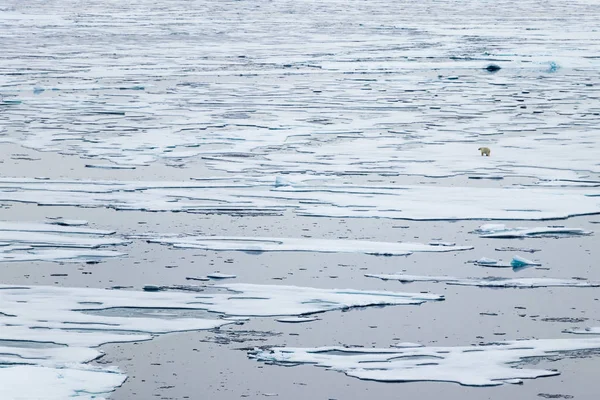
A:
274,176,292,187
33,87,45,94
546,61,559,73
510,255,540,268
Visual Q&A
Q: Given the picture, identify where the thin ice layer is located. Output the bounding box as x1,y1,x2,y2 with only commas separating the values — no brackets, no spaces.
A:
148,236,474,256
249,338,600,386
365,274,598,288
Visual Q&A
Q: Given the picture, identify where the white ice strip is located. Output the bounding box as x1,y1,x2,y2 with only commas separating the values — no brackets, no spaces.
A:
147,236,474,256
474,224,592,238
249,338,600,386
0,282,441,398
365,274,598,288
0,231,127,248
0,221,114,235
0,178,598,220
276,316,319,323
564,327,600,335
0,248,125,262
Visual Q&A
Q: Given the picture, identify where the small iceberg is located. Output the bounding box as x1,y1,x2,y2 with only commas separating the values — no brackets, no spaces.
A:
511,255,541,268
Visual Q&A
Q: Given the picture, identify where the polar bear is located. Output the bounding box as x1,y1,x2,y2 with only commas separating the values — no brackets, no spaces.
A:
478,147,491,156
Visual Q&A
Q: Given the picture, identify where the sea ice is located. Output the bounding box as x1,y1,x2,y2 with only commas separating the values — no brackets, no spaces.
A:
511,255,541,268
0,178,598,221
249,338,600,386
365,274,598,288
0,282,441,398
474,224,592,238
147,236,474,256
0,221,127,262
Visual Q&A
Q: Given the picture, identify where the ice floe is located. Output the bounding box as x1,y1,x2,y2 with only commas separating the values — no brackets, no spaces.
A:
474,224,592,238
0,221,126,263
249,338,600,386
0,178,598,221
0,282,441,398
365,274,598,288
147,236,474,256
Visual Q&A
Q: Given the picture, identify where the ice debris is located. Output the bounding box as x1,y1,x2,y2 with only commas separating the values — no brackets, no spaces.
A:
147,236,474,256
249,338,600,386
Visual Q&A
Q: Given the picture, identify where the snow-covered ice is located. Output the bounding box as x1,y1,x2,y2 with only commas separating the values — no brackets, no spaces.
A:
0,178,598,220
249,338,600,386
474,224,592,238
147,236,474,256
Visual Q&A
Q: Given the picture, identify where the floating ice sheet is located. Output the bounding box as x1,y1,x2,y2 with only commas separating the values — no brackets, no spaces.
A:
0,282,441,398
365,274,598,288
249,338,600,386
474,224,592,238
0,220,127,262
147,236,474,256
0,178,598,221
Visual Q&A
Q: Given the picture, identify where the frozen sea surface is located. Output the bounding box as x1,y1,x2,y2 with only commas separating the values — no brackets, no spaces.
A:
1,0,600,398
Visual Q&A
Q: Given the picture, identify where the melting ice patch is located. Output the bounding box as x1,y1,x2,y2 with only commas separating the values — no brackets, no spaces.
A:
365,274,598,288
249,339,600,386
147,236,473,256
0,178,598,221
0,283,441,398
0,221,126,262
474,224,592,238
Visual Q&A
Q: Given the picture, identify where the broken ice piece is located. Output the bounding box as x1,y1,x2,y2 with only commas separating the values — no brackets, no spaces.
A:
511,255,541,268
477,257,498,265
207,273,237,279
275,316,318,323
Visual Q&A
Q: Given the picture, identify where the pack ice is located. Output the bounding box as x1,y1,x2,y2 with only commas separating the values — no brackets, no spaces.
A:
0,282,441,398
